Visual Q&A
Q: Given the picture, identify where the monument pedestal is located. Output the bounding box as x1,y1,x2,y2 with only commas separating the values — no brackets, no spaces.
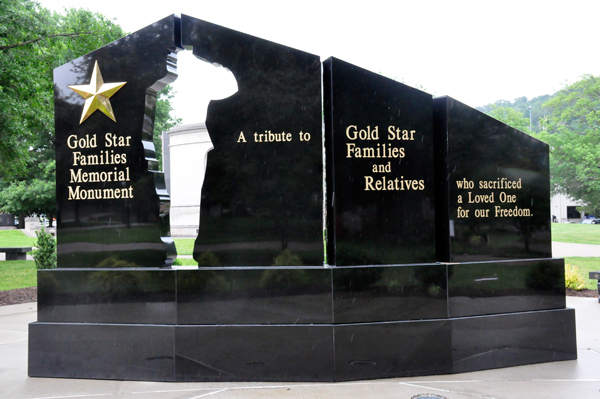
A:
29,261,577,382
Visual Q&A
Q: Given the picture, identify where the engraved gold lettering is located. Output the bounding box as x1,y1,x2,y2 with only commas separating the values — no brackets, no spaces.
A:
67,134,97,149
468,192,494,203
364,176,425,191
252,130,293,143
387,126,416,140
499,192,516,203
104,132,131,147
68,186,134,200
299,131,311,141
495,205,532,217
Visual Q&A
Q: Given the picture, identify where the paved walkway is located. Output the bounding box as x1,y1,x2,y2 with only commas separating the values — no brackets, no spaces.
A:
1,297,599,399
552,242,600,258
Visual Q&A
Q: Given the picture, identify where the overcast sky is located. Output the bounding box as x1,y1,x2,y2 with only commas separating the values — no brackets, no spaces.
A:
40,0,600,125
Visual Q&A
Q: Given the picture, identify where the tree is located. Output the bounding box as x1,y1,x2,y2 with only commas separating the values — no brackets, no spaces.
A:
1,2,180,223
537,75,600,215
154,85,182,170
488,106,532,134
0,2,139,226
0,161,55,227
0,0,56,178
1,2,125,178
478,94,553,134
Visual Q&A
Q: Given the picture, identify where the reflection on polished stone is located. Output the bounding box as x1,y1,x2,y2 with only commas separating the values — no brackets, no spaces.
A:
29,265,577,381
55,15,180,268
29,323,175,381
177,268,332,324
433,96,552,262
334,319,453,380
332,264,447,323
451,308,576,373
37,269,177,324
175,325,334,381
182,15,324,267
448,258,566,317
324,57,436,266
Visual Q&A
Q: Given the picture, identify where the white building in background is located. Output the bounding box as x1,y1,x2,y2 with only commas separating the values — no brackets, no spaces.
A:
163,124,212,236
551,193,586,223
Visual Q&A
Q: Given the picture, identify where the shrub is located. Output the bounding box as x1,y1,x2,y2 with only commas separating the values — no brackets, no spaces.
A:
272,249,303,266
525,261,562,291
258,250,307,290
32,228,57,269
96,256,136,268
259,269,308,290
196,252,220,266
565,264,585,290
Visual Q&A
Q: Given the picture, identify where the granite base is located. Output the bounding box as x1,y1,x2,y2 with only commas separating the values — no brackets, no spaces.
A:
29,261,577,381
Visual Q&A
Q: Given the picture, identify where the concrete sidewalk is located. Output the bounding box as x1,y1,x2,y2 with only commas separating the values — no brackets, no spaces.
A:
552,241,600,258
1,298,599,399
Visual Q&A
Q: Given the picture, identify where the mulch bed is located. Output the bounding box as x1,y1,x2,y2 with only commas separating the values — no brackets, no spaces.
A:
566,288,598,298
0,287,597,306
0,287,37,306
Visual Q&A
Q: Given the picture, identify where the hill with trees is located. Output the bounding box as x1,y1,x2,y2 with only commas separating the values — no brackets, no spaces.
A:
479,77,600,216
477,94,554,134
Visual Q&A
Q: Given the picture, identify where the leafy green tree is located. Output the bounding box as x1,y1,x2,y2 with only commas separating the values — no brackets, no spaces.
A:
0,161,55,227
154,85,182,170
478,95,553,134
2,2,126,172
0,0,56,177
537,75,600,215
489,106,532,134
1,2,180,224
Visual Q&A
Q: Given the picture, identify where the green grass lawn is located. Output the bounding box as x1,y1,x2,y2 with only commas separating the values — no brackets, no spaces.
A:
0,230,37,248
2,228,599,292
0,260,36,291
1,256,598,291
175,257,198,266
552,223,600,245
173,239,194,255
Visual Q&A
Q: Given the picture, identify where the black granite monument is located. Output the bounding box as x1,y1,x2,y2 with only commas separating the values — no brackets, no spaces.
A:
433,96,552,262
182,16,324,267
324,57,436,266
28,14,577,382
53,15,179,268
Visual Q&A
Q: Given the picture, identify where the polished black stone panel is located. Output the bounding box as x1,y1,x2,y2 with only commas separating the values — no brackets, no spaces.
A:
332,264,447,323
181,15,324,267
448,258,566,317
177,268,332,324
29,323,175,381
433,96,551,262
37,269,177,324
175,325,334,382
451,308,577,373
324,57,436,266
28,311,577,381
334,320,452,381
55,15,180,268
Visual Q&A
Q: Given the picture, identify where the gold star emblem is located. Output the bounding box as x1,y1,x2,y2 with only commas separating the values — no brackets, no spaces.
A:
68,61,127,124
